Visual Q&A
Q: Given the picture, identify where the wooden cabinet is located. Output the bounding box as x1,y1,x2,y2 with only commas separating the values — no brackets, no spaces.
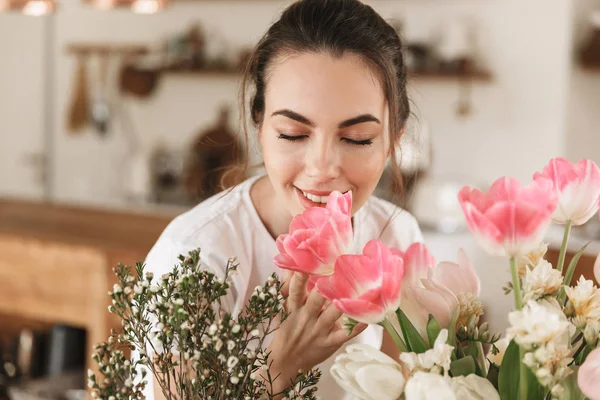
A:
0,198,177,381
545,246,598,285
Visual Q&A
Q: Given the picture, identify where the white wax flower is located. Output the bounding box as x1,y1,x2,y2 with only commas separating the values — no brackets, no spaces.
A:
522,260,562,302
565,276,600,320
507,299,572,349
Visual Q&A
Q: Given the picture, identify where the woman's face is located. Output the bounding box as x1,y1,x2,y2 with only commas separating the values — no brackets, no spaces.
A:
259,51,391,217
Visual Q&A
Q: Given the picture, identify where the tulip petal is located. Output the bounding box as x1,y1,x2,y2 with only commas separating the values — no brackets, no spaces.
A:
355,364,406,400
334,298,386,324
402,242,435,287
578,348,600,400
331,364,370,400
327,190,353,216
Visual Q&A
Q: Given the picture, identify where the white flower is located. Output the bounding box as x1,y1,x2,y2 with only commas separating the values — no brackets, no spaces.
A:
584,319,600,345
522,260,563,302
400,329,454,375
227,356,239,370
448,374,500,400
404,372,455,400
487,337,509,366
565,276,600,320
507,299,572,349
112,284,122,293
516,242,548,277
330,344,405,400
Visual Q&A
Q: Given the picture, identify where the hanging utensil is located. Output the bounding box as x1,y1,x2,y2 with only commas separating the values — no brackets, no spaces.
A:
90,51,112,136
67,54,89,134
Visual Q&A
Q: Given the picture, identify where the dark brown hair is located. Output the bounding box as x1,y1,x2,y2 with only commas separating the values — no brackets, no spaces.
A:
226,0,410,202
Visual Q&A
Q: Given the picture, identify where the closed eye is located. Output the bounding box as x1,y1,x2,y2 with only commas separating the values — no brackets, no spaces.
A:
342,137,373,146
278,133,307,141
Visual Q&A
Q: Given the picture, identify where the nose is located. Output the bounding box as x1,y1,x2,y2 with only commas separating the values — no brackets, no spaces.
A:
305,136,341,182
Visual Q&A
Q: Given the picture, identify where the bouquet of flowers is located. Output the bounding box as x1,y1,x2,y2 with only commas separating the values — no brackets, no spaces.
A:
87,251,321,399
273,157,600,400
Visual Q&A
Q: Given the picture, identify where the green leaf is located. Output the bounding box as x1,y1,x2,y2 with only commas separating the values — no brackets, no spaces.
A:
498,340,520,400
450,355,476,377
561,372,587,400
426,314,441,348
563,242,591,287
463,342,483,376
447,306,459,348
396,309,428,354
498,340,547,400
525,365,546,400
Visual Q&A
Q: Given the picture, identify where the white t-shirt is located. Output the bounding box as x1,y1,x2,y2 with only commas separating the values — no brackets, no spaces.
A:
141,174,423,399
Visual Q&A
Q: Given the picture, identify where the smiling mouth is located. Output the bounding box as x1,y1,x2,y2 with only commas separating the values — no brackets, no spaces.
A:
296,188,350,204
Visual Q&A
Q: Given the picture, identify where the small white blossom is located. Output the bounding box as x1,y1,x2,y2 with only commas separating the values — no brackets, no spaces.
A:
215,339,223,352
227,340,236,351
112,284,122,293
209,324,218,335
250,329,260,337
232,324,241,333
230,376,239,384
145,272,154,280
523,260,563,302
507,299,573,349
565,276,600,320
227,356,239,370
180,321,189,330
400,329,454,375
124,377,133,387
174,298,184,306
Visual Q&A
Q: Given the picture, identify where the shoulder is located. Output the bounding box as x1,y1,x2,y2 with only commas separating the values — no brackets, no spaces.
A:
144,176,259,275
361,195,423,249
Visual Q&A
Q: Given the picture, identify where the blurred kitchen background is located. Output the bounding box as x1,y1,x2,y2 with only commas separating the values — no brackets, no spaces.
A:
0,0,599,398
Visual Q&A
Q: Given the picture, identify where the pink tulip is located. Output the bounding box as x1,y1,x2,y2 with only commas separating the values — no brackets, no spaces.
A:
274,191,353,276
578,347,600,400
433,248,481,297
392,243,435,288
533,158,600,225
458,177,558,257
316,240,405,324
401,247,481,338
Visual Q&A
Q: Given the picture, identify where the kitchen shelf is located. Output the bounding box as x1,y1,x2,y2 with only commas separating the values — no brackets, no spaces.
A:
162,67,495,82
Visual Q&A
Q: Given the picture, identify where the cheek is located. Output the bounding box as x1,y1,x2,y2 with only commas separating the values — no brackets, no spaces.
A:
262,138,303,182
342,147,387,183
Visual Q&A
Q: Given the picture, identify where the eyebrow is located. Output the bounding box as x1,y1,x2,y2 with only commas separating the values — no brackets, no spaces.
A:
271,109,380,129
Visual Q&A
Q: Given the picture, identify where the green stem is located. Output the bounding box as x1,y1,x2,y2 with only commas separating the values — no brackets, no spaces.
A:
557,220,572,273
519,347,528,400
510,257,523,310
381,316,407,352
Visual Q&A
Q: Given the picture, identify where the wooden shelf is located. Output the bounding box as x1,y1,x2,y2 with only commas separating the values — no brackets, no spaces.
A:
162,67,494,82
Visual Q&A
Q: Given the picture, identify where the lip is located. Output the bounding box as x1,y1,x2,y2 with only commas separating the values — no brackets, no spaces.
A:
294,186,328,209
295,187,349,196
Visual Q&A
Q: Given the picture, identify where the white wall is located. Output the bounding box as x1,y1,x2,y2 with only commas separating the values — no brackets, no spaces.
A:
0,0,574,207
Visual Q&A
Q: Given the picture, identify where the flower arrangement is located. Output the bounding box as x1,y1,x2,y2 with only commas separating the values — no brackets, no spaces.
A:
87,157,600,400
87,251,321,399
274,157,600,400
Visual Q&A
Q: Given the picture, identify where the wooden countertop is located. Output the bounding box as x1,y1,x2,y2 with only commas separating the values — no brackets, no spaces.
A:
0,197,181,253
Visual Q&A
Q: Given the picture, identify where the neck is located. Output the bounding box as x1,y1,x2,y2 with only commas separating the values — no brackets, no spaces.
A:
250,176,293,240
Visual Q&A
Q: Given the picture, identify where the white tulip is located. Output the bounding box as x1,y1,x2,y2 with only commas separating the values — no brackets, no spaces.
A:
404,372,455,400
448,374,500,400
330,344,405,400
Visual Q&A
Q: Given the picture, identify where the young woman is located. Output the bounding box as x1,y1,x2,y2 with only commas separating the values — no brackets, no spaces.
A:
143,0,423,398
